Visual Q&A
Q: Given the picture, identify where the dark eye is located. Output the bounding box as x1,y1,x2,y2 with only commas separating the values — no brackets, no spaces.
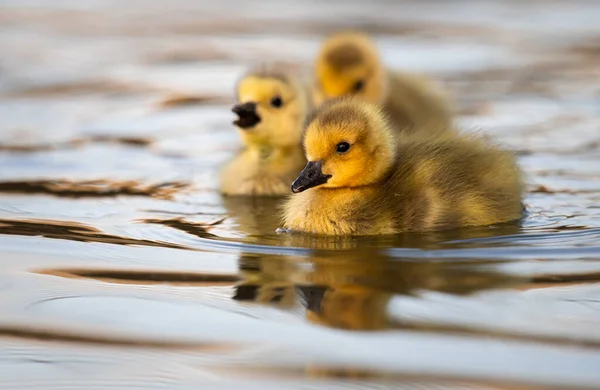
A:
336,142,351,154
270,96,283,108
352,80,364,92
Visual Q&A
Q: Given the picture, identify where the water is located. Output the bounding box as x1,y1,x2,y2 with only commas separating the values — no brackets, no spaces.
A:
1,1,600,389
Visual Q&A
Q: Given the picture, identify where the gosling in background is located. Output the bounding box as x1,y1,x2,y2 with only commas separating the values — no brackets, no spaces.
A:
220,64,309,196
314,31,453,136
282,99,524,236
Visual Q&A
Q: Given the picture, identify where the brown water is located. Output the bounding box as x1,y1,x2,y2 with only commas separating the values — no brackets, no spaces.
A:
1,1,600,389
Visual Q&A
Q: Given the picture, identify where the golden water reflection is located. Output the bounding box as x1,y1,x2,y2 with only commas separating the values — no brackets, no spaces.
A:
235,251,521,331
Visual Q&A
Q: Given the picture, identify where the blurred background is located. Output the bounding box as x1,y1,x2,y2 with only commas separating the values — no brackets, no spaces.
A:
1,1,600,389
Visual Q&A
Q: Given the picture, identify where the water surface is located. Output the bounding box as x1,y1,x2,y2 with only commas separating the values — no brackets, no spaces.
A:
1,1,600,389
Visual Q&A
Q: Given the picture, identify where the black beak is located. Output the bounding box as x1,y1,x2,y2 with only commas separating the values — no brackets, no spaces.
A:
232,102,261,129
291,161,331,193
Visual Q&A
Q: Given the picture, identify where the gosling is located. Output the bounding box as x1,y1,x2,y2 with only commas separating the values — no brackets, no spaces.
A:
282,99,524,236
220,64,309,196
313,31,453,136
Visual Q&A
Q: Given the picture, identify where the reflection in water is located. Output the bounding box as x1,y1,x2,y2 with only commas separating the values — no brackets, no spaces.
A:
0,325,233,350
301,285,392,331
234,253,299,309
143,217,223,239
234,252,600,348
0,218,187,249
210,365,515,389
0,179,187,199
0,135,151,152
3,80,154,98
531,272,600,284
85,135,152,147
0,139,84,152
234,251,521,331
157,93,232,108
220,196,283,239
36,268,240,286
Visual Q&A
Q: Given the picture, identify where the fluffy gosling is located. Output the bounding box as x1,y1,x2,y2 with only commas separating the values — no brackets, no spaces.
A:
314,32,453,136
282,99,524,236
220,65,309,196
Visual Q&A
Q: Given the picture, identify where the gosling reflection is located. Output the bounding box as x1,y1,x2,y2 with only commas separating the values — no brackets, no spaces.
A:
294,251,403,330
299,285,391,330
234,250,522,331
220,196,282,240
233,253,299,310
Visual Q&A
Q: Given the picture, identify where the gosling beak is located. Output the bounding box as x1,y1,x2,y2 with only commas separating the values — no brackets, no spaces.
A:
232,101,261,129
291,161,331,193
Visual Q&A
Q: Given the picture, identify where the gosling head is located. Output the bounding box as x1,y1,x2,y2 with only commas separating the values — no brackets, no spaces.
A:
314,32,386,105
291,99,396,193
232,65,307,148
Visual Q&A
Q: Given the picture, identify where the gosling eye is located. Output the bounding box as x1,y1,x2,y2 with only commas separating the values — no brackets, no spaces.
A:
352,80,365,92
335,142,351,154
270,96,283,108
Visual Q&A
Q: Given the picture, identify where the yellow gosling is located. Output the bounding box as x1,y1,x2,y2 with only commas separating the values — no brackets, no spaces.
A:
314,31,453,136
282,99,524,236
220,64,309,196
